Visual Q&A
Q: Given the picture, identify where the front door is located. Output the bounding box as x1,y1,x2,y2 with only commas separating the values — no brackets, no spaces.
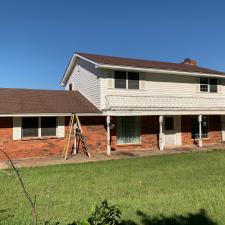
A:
164,116,176,145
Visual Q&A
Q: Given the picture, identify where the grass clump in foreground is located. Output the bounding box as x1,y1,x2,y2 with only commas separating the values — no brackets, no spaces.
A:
0,150,225,225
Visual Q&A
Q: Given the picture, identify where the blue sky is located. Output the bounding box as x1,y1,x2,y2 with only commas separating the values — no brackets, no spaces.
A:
0,0,225,90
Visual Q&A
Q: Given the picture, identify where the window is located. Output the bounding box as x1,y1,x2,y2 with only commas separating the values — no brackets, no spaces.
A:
22,117,39,138
22,117,57,138
165,117,174,131
200,78,218,93
41,117,57,136
191,116,208,139
128,72,139,89
115,71,126,89
117,116,140,144
69,83,73,91
114,71,139,89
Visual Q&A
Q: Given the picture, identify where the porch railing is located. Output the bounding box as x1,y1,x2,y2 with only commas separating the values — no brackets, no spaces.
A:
105,95,225,111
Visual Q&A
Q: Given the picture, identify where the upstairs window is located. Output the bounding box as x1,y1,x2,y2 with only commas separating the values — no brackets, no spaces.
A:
114,71,139,89
115,71,126,89
69,83,73,91
200,78,218,93
128,72,139,89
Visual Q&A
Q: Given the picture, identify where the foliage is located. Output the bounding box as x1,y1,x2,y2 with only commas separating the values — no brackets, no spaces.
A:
88,200,123,225
1,151,225,224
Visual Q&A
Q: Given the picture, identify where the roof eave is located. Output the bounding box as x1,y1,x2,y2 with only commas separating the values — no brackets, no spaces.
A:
60,53,99,86
95,63,225,78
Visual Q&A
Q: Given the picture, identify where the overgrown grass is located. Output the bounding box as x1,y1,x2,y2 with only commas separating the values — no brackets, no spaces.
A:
0,151,225,225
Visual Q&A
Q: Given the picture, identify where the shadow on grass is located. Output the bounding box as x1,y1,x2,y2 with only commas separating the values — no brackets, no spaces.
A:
126,209,217,225
0,208,14,222
67,208,217,225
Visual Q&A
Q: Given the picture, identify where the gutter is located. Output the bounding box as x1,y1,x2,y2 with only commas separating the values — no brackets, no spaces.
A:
95,64,225,79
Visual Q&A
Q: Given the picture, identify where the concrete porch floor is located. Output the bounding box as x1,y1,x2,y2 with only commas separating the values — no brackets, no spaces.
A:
0,143,225,169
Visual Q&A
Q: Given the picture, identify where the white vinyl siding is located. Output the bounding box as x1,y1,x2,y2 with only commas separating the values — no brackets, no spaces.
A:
101,72,225,110
65,58,101,108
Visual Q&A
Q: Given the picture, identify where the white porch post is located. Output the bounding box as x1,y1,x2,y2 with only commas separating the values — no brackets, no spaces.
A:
159,115,164,150
106,115,111,155
198,115,203,148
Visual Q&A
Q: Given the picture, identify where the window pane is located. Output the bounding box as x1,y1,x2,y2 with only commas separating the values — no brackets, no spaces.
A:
210,79,217,92
200,78,208,84
165,117,174,130
115,71,126,89
22,117,39,138
117,116,140,144
69,83,73,91
128,72,139,89
41,117,56,136
200,84,208,92
191,116,208,139
202,116,208,138
200,78,208,92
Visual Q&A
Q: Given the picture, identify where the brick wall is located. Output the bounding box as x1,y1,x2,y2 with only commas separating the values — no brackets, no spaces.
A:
181,115,222,145
0,115,223,160
111,116,159,151
0,117,72,160
79,116,107,152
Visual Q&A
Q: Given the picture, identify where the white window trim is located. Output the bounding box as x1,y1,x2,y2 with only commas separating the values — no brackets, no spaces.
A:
199,77,219,93
114,71,140,90
13,116,65,140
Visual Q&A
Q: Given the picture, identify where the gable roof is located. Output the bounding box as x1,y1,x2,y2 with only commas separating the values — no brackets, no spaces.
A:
76,52,225,76
0,88,101,115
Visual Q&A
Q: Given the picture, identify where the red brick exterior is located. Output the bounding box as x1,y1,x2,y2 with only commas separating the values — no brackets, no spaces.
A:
181,115,222,145
111,116,158,151
0,115,223,160
0,117,71,160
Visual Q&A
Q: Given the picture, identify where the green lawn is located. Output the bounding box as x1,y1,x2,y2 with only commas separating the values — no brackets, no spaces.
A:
0,151,225,225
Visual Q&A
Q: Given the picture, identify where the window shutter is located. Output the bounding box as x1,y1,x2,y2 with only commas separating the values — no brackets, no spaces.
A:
140,73,145,89
196,77,200,92
13,117,22,140
57,117,65,138
107,71,114,89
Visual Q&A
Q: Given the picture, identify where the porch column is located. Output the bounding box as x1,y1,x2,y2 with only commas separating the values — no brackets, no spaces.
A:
106,115,111,155
159,115,164,150
198,115,203,148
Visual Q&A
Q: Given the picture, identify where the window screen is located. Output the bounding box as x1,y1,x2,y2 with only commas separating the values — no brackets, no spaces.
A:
128,72,139,89
200,78,218,93
41,117,57,137
191,116,208,139
117,116,140,144
165,117,174,130
200,78,209,92
69,83,73,91
115,71,126,89
210,78,217,92
22,117,39,138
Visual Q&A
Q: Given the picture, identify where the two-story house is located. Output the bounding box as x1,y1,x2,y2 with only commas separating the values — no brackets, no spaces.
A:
61,52,225,155
1,52,225,160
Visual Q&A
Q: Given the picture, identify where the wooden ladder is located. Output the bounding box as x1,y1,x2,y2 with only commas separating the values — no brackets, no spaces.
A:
63,113,91,160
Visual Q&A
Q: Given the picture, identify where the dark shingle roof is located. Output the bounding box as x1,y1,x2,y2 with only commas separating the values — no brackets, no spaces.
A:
76,52,225,76
0,88,100,114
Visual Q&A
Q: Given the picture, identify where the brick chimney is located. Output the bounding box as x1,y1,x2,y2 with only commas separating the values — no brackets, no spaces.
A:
182,58,197,66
